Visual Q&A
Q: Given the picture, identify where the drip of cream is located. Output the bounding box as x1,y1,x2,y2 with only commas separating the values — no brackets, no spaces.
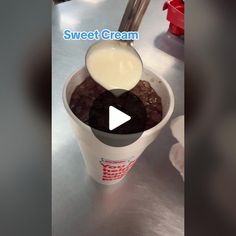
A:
86,43,142,91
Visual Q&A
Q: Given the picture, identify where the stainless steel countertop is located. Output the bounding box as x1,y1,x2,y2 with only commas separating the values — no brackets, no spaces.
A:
52,1,184,236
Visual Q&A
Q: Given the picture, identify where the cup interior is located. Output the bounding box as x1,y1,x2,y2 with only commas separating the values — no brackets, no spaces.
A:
63,66,174,134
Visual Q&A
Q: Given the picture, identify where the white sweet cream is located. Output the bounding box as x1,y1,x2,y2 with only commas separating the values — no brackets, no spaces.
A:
86,42,142,91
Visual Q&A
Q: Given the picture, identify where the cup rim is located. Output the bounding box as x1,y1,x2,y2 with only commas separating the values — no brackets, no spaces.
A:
63,66,174,137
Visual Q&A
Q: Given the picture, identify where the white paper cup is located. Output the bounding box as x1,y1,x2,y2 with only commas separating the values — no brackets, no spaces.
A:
63,67,174,185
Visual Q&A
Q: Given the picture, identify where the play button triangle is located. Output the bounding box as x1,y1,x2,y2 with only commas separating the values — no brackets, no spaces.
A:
109,106,131,131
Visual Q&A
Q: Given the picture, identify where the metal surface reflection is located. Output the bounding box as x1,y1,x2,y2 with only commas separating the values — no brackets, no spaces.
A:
52,0,184,235
80,0,106,4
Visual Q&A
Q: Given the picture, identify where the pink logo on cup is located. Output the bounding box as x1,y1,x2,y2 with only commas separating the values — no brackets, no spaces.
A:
100,158,136,181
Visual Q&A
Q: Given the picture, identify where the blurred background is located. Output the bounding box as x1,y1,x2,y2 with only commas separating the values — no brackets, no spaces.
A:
186,0,236,234
0,0,51,236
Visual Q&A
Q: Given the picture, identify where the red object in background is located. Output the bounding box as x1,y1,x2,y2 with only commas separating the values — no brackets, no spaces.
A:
163,0,184,36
